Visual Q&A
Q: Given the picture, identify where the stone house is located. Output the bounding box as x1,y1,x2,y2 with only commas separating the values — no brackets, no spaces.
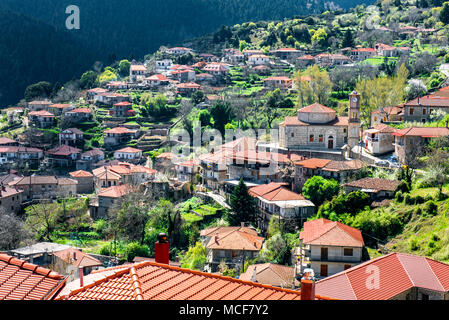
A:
144,74,170,87
76,149,105,171
249,182,315,233
113,147,142,162
393,127,449,165
262,76,292,90
27,100,52,112
176,159,200,183
59,128,84,148
297,218,365,278
350,48,376,61
129,64,149,82
89,184,135,220
0,146,43,166
104,127,136,147
48,103,74,116
28,110,56,128
8,176,77,200
248,54,270,66
46,145,81,167
343,177,400,201
293,158,363,192
371,105,404,126
176,82,201,97
363,123,396,155
57,178,78,197
69,170,94,194
0,185,24,214
110,102,134,117
296,55,315,68
403,95,449,123
271,48,303,61
64,108,93,123
200,226,264,273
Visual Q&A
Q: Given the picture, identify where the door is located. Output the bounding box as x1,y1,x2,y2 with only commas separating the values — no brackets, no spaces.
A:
328,136,334,149
320,264,328,277
321,247,328,260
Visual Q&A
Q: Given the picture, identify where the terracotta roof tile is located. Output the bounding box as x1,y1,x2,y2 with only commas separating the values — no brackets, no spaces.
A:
57,261,332,300
300,218,364,247
343,178,400,192
280,116,348,127
69,170,94,178
298,103,336,114
52,248,102,269
97,184,135,198
393,127,449,138
0,253,66,300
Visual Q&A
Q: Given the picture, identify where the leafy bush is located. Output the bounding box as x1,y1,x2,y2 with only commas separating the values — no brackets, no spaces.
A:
395,190,404,202
423,200,438,216
124,242,150,262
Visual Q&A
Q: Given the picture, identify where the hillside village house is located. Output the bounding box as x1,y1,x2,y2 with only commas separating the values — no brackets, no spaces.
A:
243,49,263,58
155,59,173,72
364,123,396,155
27,100,52,111
93,163,156,191
198,53,219,62
0,185,24,214
272,48,303,61
129,64,149,82
195,73,215,85
239,263,299,288
253,65,271,75
374,43,410,57
296,55,315,68
249,182,315,232
371,105,404,125
297,218,365,278
59,128,84,148
111,101,134,117
200,226,264,273
76,148,105,171
393,127,449,165
89,184,135,220
263,76,292,90
48,103,74,116
403,95,449,123
93,167,122,190
279,92,362,151
248,54,270,66
202,62,230,78
350,47,376,61
104,127,137,147
46,145,81,167
0,137,19,146
315,253,449,300
107,81,128,91
64,108,93,123
343,177,400,202
86,88,107,101
176,159,200,182
176,82,201,96
171,69,196,83
69,170,94,194
165,47,193,55
0,146,43,165
8,176,77,200
28,110,56,128
113,147,143,162
144,74,170,87
294,158,363,192
94,92,130,106
223,48,244,64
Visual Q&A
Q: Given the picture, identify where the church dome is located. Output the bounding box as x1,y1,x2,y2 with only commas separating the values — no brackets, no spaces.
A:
297,103,336,124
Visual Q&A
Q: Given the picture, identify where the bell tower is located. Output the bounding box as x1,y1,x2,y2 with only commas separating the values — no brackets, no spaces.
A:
348,91,361,148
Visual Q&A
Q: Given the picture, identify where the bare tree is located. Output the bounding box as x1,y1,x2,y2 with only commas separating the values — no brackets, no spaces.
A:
0,208,33,250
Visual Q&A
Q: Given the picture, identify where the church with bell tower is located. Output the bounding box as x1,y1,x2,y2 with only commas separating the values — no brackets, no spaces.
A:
279,92,362,150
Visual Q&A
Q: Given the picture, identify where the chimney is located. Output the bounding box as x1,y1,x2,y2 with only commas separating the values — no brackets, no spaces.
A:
79,267,84,287
300,269,316,300
251,267,258,283
154,233,169,265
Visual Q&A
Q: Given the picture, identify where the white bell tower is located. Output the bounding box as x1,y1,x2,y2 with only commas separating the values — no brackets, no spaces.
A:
348,91,361,148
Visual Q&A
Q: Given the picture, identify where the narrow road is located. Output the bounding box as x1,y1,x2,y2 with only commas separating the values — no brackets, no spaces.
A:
196,191,231,209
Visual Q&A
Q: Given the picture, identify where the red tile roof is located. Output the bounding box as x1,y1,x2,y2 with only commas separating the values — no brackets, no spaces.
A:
0,253,66,300
405,95,449,107
205,228,265,251
52,248,102,269
46,145,81,156
113,101,132,107
260,187,306,201
280,116,348,127
0,137,17,145
97,184,134,198
104,127,133,134
115,147,142,153
56,261,332,300
300,218,364,247
67,108,92,114
69,170,94,178
294,158,331,169
393,127,449,138
298,103,336,114
343,177,401,192
316,252,449,300
239,263,297,288
28,110,55,117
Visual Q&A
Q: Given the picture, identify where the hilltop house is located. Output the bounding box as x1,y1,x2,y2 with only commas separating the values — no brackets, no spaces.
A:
296,55,315,68
248,54,270,66
0,137,19,146
249,182,315,232
89,184,135,220
223,48,244,64
64,108,93,122
107,81,128,91
363,123,396,155
176,82,201,96
263,76,292,90
48,103,74,116
144,74,170,87
176,159,200,183
130,64,149,82
165,47,193,55
200,226,264,273
350,48,376,61
113,147,143,162
297,218,365,278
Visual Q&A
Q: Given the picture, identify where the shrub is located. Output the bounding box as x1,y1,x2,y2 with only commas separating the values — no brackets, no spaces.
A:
424,194,434,202
403,193,412,205
414,207,422,216
397,180,410,193
413,195,425,204
395,190,404,202
423,200,438,216
99,244,111,256
409,237,419,251
125,242,150,262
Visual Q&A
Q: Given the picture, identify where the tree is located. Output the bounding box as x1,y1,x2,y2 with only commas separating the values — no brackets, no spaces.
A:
97,67,118,84
149,199,183,248
406,79,427,100
302,176,340,207
192,90,205,105
24,81,53,101
305,65,333,105
198,109,212,127
180,242,206,270
0,209,31,250
210,101,235,135
229,178,258,226
342,29,354,48
124,242,150,262
118,59,131,77
440,2,449,24
25,201,60,241
262,89,283,128
311,28,328,47
294,70,314,107
80,71,98,89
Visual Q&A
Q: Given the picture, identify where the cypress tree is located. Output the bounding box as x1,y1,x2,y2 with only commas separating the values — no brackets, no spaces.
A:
229,178,257,226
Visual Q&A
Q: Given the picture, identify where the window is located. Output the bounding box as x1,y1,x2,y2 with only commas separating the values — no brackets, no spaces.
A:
309,134,314,142
344,248,353,256
422,108,426,115
421,294,429,300
319,134,323,142
410,108,414,115
291,132,294,137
